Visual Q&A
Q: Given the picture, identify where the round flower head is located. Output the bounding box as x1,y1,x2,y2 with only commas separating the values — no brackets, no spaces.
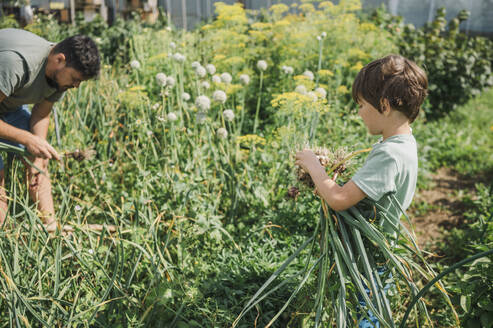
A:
295,85,307,94
167,112,178,122
206,64,216,75
130,60,140,70
321,31,327,38
316,36,322,41
166,76,176,87
315,87,327,99
191,61,201,69
213,90,227,104
169,41,176,50
196,111,207,124
182,92,191,101
239,74,250,85
282,65,294,74
195,95,211,111
222,109,235,122
220,72,232,84
152,103,160,110
155,72,167,87
303,70,314,81
166,26,172,32
212,75,222,84
201,81,210,90
172,53,186,62
216,127,228,139
308,91,318,102
257,60,268,71
195,66,207,78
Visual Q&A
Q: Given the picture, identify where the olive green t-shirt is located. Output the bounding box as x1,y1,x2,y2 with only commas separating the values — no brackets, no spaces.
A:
0,28,65,114
351,134,418,235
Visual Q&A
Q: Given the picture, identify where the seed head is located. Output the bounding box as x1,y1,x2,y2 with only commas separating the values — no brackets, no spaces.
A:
167,112,178,122
201,81,210,89
172,53,186,62
213,90,227,104
195,66,207,78
130,60,140,70
182,92,191,101
239,74,250,85
191,61,201,69
156,72,167,87
216,127,228,139
282,65,294,74
195,95,211,111
206,64,216,75
220,72,232,84
212,75,222,84
257,60,268,71
223,109,235,121
295,85,307,95
166,76,176,87
303,70,314,81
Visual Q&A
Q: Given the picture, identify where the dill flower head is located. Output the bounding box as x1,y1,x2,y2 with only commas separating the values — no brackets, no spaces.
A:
220,72,232,84
213,90,227,104
191,61,201,69
195,95,211,111
281,65,294,74
182,92,191,101
296,147,352,188
303,70,314,81
166,76,176,87
172,53,186,62
295,85,307,95
155,72,167,87
315,87,327,99
222,109,235,121
195,66,207,78
167,112,178,122
212,75,222,84
206,64,216,75
239,74,250,85
216,127,228,139
201,81,211,89
257,60,268,71
130,60,140,70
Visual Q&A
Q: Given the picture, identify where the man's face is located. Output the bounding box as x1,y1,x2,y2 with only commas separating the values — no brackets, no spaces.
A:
47,66,86,92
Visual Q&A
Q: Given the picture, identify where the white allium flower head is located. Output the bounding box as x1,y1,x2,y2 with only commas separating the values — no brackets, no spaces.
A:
317,36,322,41
321,31,327,38
315,87,327,99
282,65,294,74
308,91,318,102
88,249,94,254
172,53,186,62
213,90,227,104
206,64,216,75
303,70,315,81
295,85,307,94
195,66,207,78
167,112,178,122
147,130,153,136
196,111,207,124
220,72,232,84
257,60,268,71
223,109,235,122
182,92,191,101
216,127,228,139
157,116,166,122
130,60,140,70
166,76,176,87
195,95,211,111
169,41,176,49
201,81,210,89
239,74,250,85
152,103,160,110
155,72,167,87
212,75,221,84
191,61,201,69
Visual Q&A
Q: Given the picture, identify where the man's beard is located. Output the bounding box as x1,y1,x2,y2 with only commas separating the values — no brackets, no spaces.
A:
46,71,63,92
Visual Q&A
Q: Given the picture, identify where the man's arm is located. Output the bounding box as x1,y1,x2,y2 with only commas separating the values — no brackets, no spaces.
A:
30,99,54,140
0,91,60,160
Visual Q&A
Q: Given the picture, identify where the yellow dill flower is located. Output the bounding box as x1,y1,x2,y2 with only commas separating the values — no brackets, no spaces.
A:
351,61,364,72
148,52,168,62
319,1,334,9
490,125,493,131
348,48,369,60
225,84,243,95
269,3,289,15
299,3,315,13
236,134,266,147
274,19,290,28
337,85,349,94
128,85,146,91
360,22,378,32
251,22,272,30
318,69,334,78
223,56,245,67
213,54,227,61
249,30,268,41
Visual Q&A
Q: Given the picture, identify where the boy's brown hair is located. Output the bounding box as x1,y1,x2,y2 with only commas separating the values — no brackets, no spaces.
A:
352,54,428,122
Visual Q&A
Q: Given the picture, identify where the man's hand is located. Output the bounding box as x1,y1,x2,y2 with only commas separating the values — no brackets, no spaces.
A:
295,149,323,174
25,134,61,160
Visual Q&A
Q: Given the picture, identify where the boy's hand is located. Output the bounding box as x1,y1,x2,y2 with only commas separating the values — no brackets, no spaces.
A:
295,149,323,174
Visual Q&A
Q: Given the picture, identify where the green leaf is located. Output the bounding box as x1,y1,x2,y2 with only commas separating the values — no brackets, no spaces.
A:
460,295,471,312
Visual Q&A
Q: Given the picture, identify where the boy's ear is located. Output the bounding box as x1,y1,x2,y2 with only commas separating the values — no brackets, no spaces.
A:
381,98,392,116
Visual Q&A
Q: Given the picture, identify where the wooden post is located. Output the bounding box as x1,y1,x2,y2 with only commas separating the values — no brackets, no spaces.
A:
166,0,171,26
181,0,187,30
70,0,75,25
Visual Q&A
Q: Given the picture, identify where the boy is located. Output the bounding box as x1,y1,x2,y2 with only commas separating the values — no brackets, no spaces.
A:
295,54,428,326
0,28,100,231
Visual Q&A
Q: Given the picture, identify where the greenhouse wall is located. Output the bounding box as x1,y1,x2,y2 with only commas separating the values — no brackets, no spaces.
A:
161,0,493,36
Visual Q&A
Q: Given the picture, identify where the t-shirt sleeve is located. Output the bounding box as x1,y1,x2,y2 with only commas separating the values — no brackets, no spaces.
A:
45,91,65,103
351,148,398,202
0,51,27,97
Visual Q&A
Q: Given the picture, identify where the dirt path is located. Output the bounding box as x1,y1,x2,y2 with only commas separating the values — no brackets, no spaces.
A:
407,168,485,249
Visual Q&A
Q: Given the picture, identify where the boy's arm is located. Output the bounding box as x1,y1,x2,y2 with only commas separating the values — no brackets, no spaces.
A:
295,149,366,211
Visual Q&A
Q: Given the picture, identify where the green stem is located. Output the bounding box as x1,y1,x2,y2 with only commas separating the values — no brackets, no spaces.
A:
253,71,264,134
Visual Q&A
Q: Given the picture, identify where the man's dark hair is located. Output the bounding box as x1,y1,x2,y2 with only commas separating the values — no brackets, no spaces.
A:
52,35,100,79
352,54,428,123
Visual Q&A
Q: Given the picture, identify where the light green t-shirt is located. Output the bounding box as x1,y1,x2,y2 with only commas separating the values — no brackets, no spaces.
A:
351,134,418,235
0,28,65,114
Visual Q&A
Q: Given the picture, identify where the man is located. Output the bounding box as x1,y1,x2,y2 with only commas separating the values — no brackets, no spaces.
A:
0,28,100,231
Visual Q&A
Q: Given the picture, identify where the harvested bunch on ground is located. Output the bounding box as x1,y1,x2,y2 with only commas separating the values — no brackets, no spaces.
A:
65,148,97,161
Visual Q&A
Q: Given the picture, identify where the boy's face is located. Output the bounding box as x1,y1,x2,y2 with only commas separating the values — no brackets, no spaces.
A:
358,99,386,135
